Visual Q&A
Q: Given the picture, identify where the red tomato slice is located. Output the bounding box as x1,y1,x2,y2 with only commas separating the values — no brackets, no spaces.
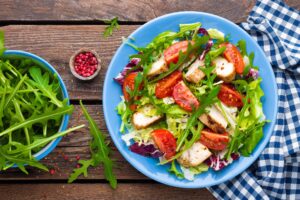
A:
220,42,245,74
122,72,142,110
152,129,177,159
155,70,183,99
200,129,229,151
172,81,199,112
164,40,194,64
218,83,244,108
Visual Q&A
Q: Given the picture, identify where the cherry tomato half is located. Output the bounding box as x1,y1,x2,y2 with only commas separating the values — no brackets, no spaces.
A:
200,129,229,151
220,42,245,74
155,70,183,99
152,129,177,159
164,40,194,64
217,83,244,108
172,81,199,112
122,72,142,110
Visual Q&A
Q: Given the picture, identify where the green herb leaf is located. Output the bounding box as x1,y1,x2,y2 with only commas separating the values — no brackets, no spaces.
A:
68,101,117,189
0,105,74,137
0,31,5,56
28,67,63,108
207,28,225,41
103,17,119,37
237,39,247,56
168,161,184,179
208,46,226,60
179,22,201,34
68,159,93,183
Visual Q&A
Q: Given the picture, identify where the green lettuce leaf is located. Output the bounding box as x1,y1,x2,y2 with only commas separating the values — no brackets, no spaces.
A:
207,28,224,41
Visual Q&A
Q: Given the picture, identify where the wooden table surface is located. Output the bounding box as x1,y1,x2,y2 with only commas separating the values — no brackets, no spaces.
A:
0,1,299,200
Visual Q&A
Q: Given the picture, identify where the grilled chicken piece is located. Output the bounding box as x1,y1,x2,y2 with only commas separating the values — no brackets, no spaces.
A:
147,56,168,76
213,57,236,83
177,142,212,167
132,105,163,130
215,102,237,129
184,58,205,83
199,105,228,133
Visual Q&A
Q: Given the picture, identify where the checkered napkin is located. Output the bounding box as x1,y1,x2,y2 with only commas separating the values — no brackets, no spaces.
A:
209,1,300,199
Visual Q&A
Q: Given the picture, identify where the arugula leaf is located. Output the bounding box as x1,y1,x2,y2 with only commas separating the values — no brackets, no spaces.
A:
8,125,84,155
68,159,93,183
28,67,63,108
208,46,226,60
4,75,27,108
0,105,74,137
0,31,5,56
103,17,119,37
200,66,217,90
169,161,184,179
68,101,117,189
237,39,247,56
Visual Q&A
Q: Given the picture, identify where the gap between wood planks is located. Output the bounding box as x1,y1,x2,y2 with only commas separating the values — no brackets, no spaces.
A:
0,179,156,184
0,20,145,26
70,99,102,105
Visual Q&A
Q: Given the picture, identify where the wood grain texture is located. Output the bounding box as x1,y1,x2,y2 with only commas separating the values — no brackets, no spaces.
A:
0,184,215,200
0,0,257,23
0,25,139,100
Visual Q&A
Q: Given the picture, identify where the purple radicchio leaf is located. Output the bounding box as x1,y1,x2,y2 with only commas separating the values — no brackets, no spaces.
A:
197,27,213,60
246,68,259,80
198,28,209,35
205,153,240,171
129,142,163,158
113,58,142,85
199,39,213,60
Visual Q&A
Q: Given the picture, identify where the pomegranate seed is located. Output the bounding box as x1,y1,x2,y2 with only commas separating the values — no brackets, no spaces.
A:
63,155,68,161
73,51,98,78
50,169,55,175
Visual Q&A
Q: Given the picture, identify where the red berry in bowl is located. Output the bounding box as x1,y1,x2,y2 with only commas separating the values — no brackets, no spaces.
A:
70,49,101,80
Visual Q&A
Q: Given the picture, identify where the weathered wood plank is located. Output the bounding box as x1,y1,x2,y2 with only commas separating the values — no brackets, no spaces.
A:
0,183,215,200
0,0,260,23
1,25,139,100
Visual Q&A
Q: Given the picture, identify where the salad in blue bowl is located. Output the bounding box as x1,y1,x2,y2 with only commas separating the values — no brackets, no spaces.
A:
103,12,277,188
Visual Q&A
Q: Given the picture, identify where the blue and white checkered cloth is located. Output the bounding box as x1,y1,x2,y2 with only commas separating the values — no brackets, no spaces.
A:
209,1,300,199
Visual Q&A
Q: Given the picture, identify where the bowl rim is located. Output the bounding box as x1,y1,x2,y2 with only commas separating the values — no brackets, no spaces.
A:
3,50,70,162
103,11,278,188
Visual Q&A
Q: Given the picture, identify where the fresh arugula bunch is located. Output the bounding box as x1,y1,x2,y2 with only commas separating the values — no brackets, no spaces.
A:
68,101,117,189
0,44,83,173
103,17,119,37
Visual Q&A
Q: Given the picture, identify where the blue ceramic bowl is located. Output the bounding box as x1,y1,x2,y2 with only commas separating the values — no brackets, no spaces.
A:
3,50,70,162
103,12,278,188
